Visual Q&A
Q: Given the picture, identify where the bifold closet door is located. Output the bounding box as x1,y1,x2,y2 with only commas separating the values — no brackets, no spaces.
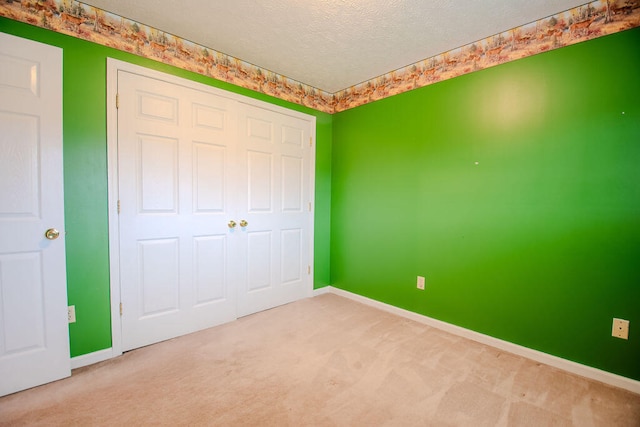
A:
117,71,237,351
236,103,312,317
116,69,313,351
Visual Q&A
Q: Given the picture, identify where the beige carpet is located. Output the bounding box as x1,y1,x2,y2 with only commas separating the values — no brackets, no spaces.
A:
1,293,638,426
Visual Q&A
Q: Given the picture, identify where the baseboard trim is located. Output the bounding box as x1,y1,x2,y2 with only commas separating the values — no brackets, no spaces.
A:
68,287,639,394
321,286,640,395
312,286,332,296
70,348,114,370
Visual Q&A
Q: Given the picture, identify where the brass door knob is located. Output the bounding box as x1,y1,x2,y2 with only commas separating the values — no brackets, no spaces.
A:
228,220,237,229
240,220,248,227
45,228,60,240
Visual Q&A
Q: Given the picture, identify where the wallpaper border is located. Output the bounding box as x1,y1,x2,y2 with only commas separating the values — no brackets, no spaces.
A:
1,0,638,114
334,1,640,112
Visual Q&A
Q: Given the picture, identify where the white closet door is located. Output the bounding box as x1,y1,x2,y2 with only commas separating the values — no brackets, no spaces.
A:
117,71,237,351
0,33,69,396
236,103,312,317
113,63,314,351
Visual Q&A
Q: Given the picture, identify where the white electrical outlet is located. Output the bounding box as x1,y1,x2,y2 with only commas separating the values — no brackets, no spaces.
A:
68,305,76,323
417,276,425,290
612,318,629,340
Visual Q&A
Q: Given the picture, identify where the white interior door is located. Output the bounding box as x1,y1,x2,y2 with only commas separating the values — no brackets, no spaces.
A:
117,71,237,351
236,103,313,317
0,33,69,396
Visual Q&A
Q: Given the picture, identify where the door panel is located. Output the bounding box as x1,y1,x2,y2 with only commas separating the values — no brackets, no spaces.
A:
193,236,227,304
0,253,45,351
137,91,178,123
139,135,179,212
281,229,302,284
236,104,312,316
247,116,272,141
138,238,180,317
282,155,303,211
0,113,39,214
0,33,69,397
247,151,273,211
247,231,273,292
118,71,237,351
193,143,226,212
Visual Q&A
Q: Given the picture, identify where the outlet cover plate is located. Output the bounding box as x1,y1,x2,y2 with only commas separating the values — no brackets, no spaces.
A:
612,318,629,340
68,305,76,323
417,276,425,290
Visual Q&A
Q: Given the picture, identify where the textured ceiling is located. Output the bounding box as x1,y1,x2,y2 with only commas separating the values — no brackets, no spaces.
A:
81,0,589,93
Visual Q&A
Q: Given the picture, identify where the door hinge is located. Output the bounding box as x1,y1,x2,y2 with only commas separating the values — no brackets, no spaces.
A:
309,136,312,147
119,302,123,316
116,93,119,109
308,202,312,212
308,265,311,275
117,200,121,214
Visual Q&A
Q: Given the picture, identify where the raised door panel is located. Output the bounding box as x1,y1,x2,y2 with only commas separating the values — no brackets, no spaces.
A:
247,231,273,292
138,135,179,213
281,155,303,212
193,236,227,304
0,253,45,353
193,142,226,213
280,229,302,285
247,150,273,212
0,113,39,217
138,239,180,317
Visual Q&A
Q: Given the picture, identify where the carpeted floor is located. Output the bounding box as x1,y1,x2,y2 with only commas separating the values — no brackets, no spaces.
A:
1,293,638,426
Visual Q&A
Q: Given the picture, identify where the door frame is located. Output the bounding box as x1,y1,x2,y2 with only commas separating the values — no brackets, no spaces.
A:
106,59,316,357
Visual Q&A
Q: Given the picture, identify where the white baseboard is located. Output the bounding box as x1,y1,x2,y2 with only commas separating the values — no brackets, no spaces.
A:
320,286,640,395
312,286,332,296
68,287,639,395
70,348,114,370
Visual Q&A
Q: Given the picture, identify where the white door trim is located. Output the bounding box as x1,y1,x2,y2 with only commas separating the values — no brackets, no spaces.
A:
106,59,121,357
106,58,315,357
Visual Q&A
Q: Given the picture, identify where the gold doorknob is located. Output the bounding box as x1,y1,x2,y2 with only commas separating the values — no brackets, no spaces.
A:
240,220,248,227
228,220,237,229
45,228,60,240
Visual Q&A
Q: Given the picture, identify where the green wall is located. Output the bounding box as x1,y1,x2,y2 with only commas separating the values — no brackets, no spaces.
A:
331,28,640,380
0,17,332,358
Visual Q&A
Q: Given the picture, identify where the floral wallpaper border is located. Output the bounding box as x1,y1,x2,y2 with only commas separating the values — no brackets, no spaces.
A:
1,0,639,114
